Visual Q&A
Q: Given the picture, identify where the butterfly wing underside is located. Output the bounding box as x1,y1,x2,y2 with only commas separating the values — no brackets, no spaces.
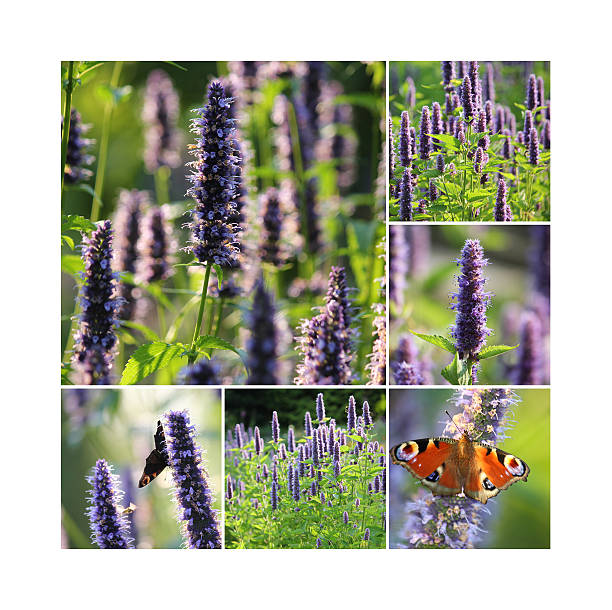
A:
138,420,168,488
464,444,530,503
390,438,461,497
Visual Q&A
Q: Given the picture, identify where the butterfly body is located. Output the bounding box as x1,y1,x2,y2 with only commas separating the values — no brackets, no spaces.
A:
138,420,169,488
390,431,529,504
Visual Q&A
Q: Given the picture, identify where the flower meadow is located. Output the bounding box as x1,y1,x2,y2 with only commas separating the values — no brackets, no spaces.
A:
389,61,550,221
390,225,550,385
61,61,385,385
389,388,550,549
225,391,386,548
61,389,222,549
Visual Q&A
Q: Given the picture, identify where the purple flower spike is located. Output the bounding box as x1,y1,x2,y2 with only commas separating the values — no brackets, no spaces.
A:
271,411,280,443
484,101,494,130
163,410,221,548
362,401,373,427
287,427,296,453
270,480,278,510
343,511,349,525
305,412,313,437
473,146,485,174
436,154,445,173
186,81,240,267
429,179,438,202
363,528,370,541
483,62,495,102
468,61,482,110
526,74,538,110
347,396,357,431
477,111,489,150
494,177,512,222
461,76,474,123
388,117,396,179
541,120,551,150
366,310,386,386
529,127,540,165
441,61,456,91
524,110,534,142
234,424,243,448
450,239,492,359
398,168,414,221
513,312,543,384
392,361,424,385
138,205,175,285
419,106,432,160
63,108,95,184
316,393,326,422
431,102,444,151
502,129,513,159
406,77,416,108
254,426,263,456
226,475,233,500
316,537,321,548
86,459,132,549
179,359,221,385
399,111,412,167
246,279,279,385
259,187,285,267
142,70,181,173
72,220,121,385
292,468,300,502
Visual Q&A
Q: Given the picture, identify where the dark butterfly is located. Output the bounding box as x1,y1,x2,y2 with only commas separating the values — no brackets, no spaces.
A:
138,420,168,488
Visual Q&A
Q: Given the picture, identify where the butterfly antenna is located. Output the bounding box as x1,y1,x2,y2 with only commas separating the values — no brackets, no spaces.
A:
445,410,464,435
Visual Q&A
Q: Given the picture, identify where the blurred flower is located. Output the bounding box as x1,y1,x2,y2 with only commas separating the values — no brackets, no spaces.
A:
179,359,221,385
513,311,543,384
450,239,492,359
366,306,386,386
246,279,279,384
468,61,482,110
63,108,94,184
164,410,221,548
86,459,132,549
483,62,495,102
258,187,285,267
137,204,175,284
388,117,396,182
406,77,416,107
390,225,408,309
392,361,424,385
72,220,121,385
186,81,240,267
441,61,455,91
142,69,181,173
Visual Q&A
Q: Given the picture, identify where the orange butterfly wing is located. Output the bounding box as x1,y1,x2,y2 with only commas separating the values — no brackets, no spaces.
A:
464,444,530,504
390,438,461,496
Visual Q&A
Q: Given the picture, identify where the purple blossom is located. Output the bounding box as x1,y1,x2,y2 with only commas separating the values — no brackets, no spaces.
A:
524,110,534,141
529,127,540,165
473,146,485,174
163,410,221,548
366,310,386,386
142,69,181,173
431,102,444,151
441,61,456,90
270,480,278,510
186,81,240,267
526,74,538,110
226,475,233,500
63,108,94,184
392,361,424,385
483,62,495,102
436,154,445,173
316,393,326,421
513,312,543,384
287,427,296,453
461,76,474,123
476,111,489,150
502,129,513,159
541,120,550,150
254,426,263,456
362,401,372,427
86,459,132,549
179,359,220,385
271,411,280,443
388,117,396,179
450,239,492,359
137,205,174,284
246,279,279,385
390,225,408,308
468,61,482,110
363,528,370,541
399,110,412,167
419,106,432,159
495,177,512,222
259,187,284,266
398,168,414,221
292,468,300,502
72,220,121,385
234,424,243,448
347,395,357,431
342,511,349,524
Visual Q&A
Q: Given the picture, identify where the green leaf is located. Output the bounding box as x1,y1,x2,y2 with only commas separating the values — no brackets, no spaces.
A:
163,61,188,71
61,214,97,235
120,321,161,343
440,352,472,385
194,335,249,373
120,342,187,385
61,234,75,250
212,263,223,288
410,331,456,354
478,344,519,360
429,133,459,148
61,254,83,275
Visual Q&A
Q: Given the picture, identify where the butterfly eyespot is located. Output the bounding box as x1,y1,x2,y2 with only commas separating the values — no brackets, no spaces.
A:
425,470,440,482
395,442,418,462
482,477,496,491
504,455,526,476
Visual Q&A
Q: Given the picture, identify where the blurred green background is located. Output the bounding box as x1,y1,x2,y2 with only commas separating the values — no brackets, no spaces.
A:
390,225,550,384
389,388,550,549
225,388,386,432
61,388,221,548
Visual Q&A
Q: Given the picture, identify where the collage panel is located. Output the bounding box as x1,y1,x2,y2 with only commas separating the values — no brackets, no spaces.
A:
389,387,550,549
60,61,386,387
389,224,550,385
61,387,222,549
224,388,386,549
389,61,550,222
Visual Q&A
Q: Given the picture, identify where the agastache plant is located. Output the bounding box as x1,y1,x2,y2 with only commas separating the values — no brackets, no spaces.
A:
86,459,132,549
72,220,121,385
411,238,517,384
225,393,386,548
395,388,520,549
63,108,95,184
163,410,221,548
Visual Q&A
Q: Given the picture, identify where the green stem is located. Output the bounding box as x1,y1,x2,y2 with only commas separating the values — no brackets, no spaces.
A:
154,165,171,205
61,61,75,201
91,61,123,222
188,263,212,364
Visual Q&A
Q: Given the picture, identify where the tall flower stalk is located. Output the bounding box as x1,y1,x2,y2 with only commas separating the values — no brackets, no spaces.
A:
163,410,222,548
246,280,279,384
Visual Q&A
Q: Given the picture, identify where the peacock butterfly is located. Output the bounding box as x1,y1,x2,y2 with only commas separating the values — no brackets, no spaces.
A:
138,420,168,488
390,413,529,504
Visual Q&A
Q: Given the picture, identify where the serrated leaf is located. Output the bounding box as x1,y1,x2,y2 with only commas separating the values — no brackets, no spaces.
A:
120,342,186,385
194,335,249,374
478,344,519,360
410,331,456,354
441,352,472,385
61,214,97,235
429,134,459,148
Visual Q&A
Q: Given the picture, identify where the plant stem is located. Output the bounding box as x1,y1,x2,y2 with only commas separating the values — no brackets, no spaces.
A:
61,61,75,200
188,262,212,364
91,61,123,222
154,165,170,205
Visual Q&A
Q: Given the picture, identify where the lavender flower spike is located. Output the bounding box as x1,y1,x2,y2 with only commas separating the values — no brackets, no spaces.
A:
366,308,386,386
137,205,175,285
450,239,492,359
526,74,538,111
142,69,181,173
399,111,412,167
316,393,326,422
419,106,432,160
271,411,280,443
246,279,279,384
163,410,221,548
513,312,543,384
63,108,95,184
529,127,540,166
186,81,240,267
388,117,396,179
347,395,357,431
86,459,132,549
392,361,424,385
259,187,285,267
441,61,455,91
72,220,121,385
398,168,413,221
461,76,474,123
495,177,512,222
